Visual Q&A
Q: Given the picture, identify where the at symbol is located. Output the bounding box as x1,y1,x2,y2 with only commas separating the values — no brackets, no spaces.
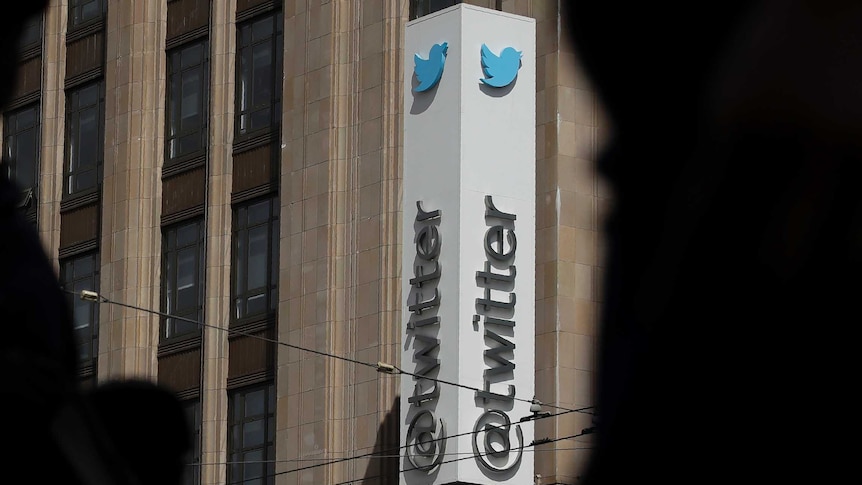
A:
406,410,447,472
472,410,524,473
415,225,441,261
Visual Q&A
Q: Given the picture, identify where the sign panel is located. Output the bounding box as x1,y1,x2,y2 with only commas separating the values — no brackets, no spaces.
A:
402,5,536,485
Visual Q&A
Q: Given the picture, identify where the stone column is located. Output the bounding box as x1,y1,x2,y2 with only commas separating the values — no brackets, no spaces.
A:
99,0,167,380
200,1,236,484
39,0,67,270
278,1,341,481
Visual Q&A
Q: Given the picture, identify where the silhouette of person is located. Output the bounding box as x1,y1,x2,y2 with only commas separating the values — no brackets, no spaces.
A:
0,3,190,484
565,1,858,482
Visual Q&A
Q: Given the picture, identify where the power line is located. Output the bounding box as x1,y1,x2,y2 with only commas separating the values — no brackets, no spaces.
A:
269,405,594,478
189,446,594,467
334,430,593,485
62,289,377,370
65,288,595,414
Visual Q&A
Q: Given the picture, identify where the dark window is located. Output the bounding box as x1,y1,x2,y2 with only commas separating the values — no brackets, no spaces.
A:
236,12,283,137
182,399,201,485
232,197,279,322
69,0,105,28
162,219,204,340
228,385,275,485
18,13,42,53
3,103,40,205
61,253,100,368
65,82,103,196
410,0,460,19
167,40,208,161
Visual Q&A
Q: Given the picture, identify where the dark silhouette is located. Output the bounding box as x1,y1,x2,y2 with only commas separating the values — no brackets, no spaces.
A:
1,3,190,484
565,1,858,482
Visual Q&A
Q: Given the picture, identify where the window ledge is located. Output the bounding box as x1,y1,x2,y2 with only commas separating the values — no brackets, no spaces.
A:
227,370,274,390
17,44,41,62
163,152,206,179
60,188,100,213
229,313,276,338
66,18,105,43
237,1,280,23
166,25,208,51
65,67,103,90
233,130,275,155
158,333,203,357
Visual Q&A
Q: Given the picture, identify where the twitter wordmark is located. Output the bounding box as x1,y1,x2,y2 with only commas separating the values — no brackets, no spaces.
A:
480,44,522,88
414,42,448,92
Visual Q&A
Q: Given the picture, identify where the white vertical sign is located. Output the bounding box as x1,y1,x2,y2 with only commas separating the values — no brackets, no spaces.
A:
401,5,536,485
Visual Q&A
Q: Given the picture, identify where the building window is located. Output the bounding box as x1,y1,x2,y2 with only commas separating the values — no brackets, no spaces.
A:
182,399,201,485
18,13,43,53
69,0,105,29
65,82,103,197
3,103,40,205
228,385,275,485
410,0,460,19
235,12,283,137
167,40,208,161
61,253,100,369
162,219,204,340
232,197,279,322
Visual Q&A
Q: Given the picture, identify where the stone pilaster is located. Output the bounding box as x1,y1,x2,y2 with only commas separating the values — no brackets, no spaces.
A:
200,1,236,484
39,0,67,270
99,0,167,380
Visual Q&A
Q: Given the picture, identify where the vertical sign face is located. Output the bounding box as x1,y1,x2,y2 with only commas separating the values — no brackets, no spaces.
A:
402,5,536,485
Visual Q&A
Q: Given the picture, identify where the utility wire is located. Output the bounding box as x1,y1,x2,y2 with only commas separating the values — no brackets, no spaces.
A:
334,430,594,485
65,289,595,414
269,405,594,478
62,289,377,369
190,446,595,467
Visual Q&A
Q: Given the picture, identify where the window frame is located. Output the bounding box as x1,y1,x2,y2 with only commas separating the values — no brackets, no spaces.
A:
166,39,210,163
227,384,275,485
231,196,279,324
68,0,106,31
182,399,202,485
235,10,284,139
17,12,43,55
410,0,461,20
3,103,41,212
64,81,105,198
161,219,205,342
60,252,100,374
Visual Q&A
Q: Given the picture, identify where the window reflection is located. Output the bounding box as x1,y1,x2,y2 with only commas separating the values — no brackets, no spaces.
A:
66,82,103,196
70,0,104,28
3,104,40,193
411,0,460,19
236,12,283,136
61,253,100,367
168,40,208,160
228,385,274,485
162,220,203,340
232,197,279,321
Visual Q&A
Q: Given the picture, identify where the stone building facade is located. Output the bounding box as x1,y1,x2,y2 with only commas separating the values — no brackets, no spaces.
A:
1,1,607,483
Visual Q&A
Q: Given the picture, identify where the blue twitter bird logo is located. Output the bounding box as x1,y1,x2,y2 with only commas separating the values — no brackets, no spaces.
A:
480,44,522,88
414,42,448,92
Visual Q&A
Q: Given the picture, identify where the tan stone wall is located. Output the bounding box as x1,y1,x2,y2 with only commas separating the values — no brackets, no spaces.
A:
99,0,167,380
201,1,236,483
277,1,404,483
40,1,66,272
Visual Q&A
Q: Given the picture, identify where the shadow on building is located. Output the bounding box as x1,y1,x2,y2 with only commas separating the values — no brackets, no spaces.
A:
360,398,401,484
